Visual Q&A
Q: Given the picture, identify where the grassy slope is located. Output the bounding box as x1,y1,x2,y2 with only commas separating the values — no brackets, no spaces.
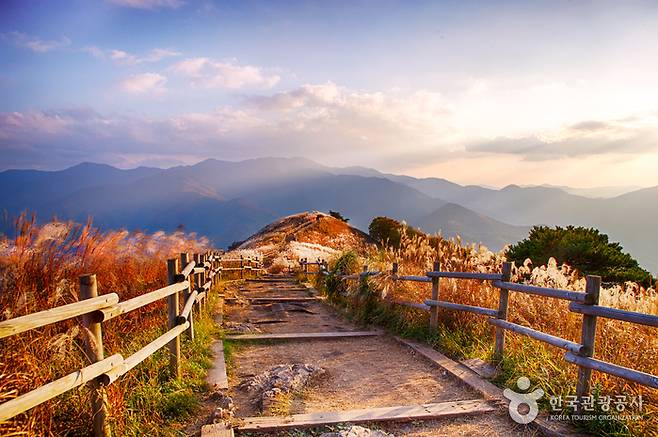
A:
313,251,656,437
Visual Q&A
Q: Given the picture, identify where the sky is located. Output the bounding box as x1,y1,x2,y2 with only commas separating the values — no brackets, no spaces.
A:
1,0,658,188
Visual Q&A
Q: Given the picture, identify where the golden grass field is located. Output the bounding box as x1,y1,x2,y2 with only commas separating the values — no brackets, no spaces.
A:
0,215,213,436
326,232,658,436
1,215,657,435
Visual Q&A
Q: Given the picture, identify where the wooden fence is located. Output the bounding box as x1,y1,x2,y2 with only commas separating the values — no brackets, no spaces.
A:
0,252,262,435
301,259,658,400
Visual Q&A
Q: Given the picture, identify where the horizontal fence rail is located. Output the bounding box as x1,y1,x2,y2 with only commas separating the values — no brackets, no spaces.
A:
300,258,658,399
94,282,189,323
395,275,432,283
0,354,124,423
564,352,658,390
492,280,587,302
393,300,431,311
488,318,585,355
0,250,261,434
0,294,119,339
569,302,658,328
427,271,503,281
426,299,498,317
100,322,190,385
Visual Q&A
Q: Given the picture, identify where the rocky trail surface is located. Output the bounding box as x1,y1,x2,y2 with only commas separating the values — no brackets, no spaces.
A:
190,275,551,437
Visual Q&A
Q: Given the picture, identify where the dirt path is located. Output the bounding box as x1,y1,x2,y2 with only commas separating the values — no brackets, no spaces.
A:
206,276,538,436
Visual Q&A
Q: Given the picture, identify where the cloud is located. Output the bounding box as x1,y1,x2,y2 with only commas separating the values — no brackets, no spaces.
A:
569,120,612,132
171,58,280,89
108,0,185,9
466,115,658,160
0,84,453,169
0,107,258,169
244,82,450,134
119,73,167,94
141,48,181,62
109,49,138,65
2,85,657,173
2,31,71,53
85,46,180,65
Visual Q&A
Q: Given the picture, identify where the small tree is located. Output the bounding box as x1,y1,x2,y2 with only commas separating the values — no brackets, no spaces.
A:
368,216,426,249
506,225,653,286
329,210,349,222
227,240,244,251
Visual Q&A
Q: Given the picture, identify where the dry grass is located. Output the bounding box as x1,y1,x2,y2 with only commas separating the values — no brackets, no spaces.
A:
0,213,210,435
330,231,658,435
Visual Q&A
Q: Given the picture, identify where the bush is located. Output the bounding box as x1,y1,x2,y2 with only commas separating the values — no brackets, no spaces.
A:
368,216,437,249
324,251,358,299
506,225,653,286
368,216,423,248
328,210,349,222
228,240,244,251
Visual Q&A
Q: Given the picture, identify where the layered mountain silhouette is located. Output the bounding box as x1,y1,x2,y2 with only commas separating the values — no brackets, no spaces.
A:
1,157,656,273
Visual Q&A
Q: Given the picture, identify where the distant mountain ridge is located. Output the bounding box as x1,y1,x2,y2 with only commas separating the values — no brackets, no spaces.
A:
1,157,657,273
522,184,642,198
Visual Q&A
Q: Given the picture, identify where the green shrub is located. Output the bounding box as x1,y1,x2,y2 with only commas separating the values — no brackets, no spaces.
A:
507,225,653,286
368,216,427,249
324,251,358,299
328,210,349,222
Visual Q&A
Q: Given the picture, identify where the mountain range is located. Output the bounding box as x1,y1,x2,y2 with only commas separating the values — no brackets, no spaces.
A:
1,157,656,273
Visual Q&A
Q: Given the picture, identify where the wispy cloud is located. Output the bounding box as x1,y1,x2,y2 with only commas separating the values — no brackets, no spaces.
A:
0,83,452,168
171,57,280,89
85,46,181,65
119,73,167,94
2,31,71,53
2,84,658,177
569,120,612,132
108,0,185,10
466,115,658,161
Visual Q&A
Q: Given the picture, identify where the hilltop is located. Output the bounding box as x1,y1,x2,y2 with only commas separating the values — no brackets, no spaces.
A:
234,211,375,270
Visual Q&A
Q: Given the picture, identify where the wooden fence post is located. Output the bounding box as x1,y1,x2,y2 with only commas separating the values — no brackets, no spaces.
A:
430,261,440,330
208,252,214,288
214,252,219,286
180,253,194,341
80,274,111,437
494,262,513,362
576,275,601,400
392,262,399,294
215,252,220,283
193,253,203,311
201,254,208,308
254,257,259,278
215,252,219,285
219,253,223,282
167,259,181,378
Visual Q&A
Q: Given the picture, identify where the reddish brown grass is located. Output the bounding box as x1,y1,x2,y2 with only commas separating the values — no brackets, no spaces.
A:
0,213,208,435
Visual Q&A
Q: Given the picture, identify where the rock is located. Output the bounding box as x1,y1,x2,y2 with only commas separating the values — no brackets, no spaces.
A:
209,390,234,425
223,321,261,334
320,425,394,437
261,387,285,412
239,363,325,412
